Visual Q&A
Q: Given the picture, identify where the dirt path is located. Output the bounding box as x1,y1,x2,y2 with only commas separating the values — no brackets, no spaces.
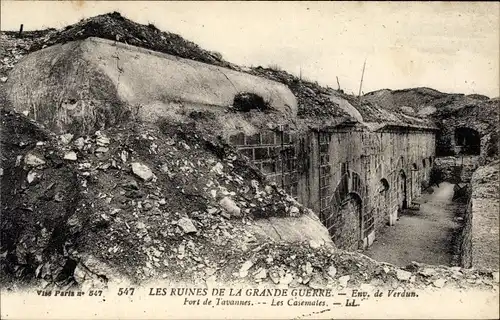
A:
365,182,462,267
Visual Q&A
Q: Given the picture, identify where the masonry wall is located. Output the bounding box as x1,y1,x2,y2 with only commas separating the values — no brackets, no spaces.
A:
460,197,473,268
469,163,500,270
228,126,436,251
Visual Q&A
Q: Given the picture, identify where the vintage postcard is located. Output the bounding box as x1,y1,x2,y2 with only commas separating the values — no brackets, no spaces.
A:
0,1,498,319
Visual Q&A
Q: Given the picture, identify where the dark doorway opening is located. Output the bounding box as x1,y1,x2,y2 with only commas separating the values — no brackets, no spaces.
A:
454,127,481,155
399,170,408,209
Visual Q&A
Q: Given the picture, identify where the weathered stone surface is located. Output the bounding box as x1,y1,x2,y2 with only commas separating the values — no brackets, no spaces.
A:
24,153,45,167
219,197,241,217
338,275,350,287
64,151,77,161
177,217,197,234
59,133,74,145
131,162,154,181
327,265,337,278
396,269,412,281
433,278,446,288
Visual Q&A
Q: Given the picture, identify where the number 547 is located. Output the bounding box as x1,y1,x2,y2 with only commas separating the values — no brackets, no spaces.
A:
118,288,135,296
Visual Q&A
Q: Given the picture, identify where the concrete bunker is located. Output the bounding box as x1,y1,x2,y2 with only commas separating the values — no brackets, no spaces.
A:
454,127,481,155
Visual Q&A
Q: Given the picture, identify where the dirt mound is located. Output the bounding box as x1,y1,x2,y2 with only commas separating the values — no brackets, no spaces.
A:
363,87,495,118
20,12,234,69
248,67,352,122
248,67,436,129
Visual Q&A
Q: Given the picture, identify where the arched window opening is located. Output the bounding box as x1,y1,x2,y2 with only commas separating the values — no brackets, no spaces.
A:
379,178,390,193
412,163,418,171
422,159,426,168
454,127,481,155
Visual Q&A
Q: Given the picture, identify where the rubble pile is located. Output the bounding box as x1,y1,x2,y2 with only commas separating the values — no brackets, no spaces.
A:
248,67,352,120
229,244,498,291
0,33,32,87
248,67,435,127
0,109,310,288
1,109,496,292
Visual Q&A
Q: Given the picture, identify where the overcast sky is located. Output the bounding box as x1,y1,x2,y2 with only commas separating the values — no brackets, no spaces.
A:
1,1,499,97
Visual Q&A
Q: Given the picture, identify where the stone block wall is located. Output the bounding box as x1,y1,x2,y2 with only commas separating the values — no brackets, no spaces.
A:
229,126,298,199
228,125,436,251
460,197,473,268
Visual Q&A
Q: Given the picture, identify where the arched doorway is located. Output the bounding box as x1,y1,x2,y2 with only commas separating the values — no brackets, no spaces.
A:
398,170,408,210
454,127,481,155
336,192,363,251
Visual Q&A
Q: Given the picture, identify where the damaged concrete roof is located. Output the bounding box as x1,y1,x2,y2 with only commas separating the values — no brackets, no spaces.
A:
4,12,440,131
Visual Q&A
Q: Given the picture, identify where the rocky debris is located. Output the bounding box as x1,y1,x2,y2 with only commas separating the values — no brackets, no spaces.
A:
338,275,350,287
219,197,242,218
177,217,197,234
239,260,254,278
419,267,437,277
64,151,78,161
95,131,110,147
24,153,46,167
492,271,499,283
26,170,38,184
0,33,32,79
327,265,337,278
0,109,312,289
433,278,446,288
396,269,412,281
249,67,351,120
59,133,74,145
131,162,154,181
309,239,325,249
289,206,300,216
0,16,498,293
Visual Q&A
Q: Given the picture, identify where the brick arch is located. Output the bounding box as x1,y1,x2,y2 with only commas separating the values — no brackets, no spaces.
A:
331,192,363,251
379,178,390,193
320,170,369,250
328,170,364,212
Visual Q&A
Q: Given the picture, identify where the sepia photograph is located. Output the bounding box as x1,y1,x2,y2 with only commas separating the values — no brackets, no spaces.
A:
0,1,498,319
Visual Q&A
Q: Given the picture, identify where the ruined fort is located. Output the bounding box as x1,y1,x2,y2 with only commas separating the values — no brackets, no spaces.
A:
0,13,498,294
